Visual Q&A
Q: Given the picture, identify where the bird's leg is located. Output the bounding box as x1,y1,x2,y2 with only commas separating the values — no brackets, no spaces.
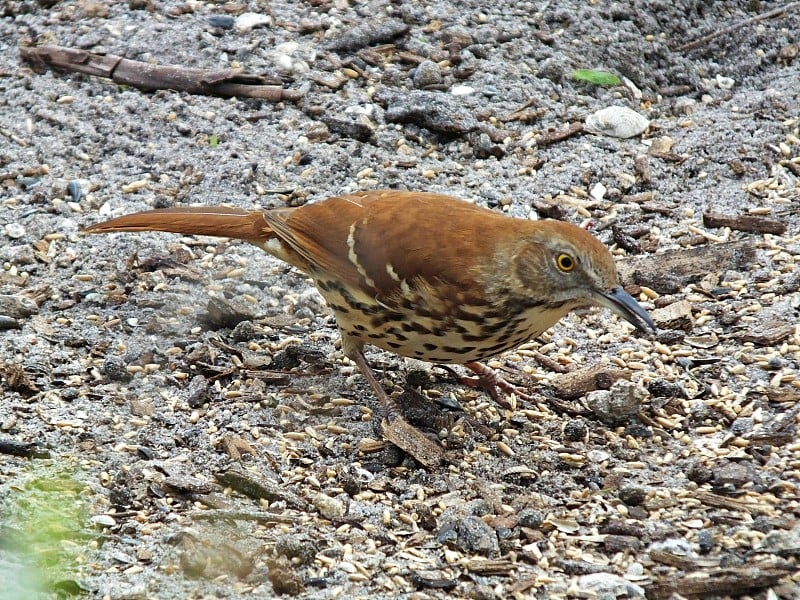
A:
347,347,443,468
457,361,534,409
348,349,397,418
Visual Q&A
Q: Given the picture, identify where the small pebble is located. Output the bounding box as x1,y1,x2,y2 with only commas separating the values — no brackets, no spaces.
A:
412,60,443,88
452,515,500,557
715,74,735,89
208,14,235,29
517,508,543,529
235,12,272,32
577,573,646,600
185,375,210,409
103,356,132,382
712,461,753,488
91,514,117,528
648,538,693,556
585,380,648,426
562,419,588,442
648,379,684,398
0,295,38,319
697,530,714,554
618,485,647,507
0,316,21,330
67,180,84,202
274,535,318,565
4,223,26,239
757,526,800,557
231,320,256,342
450,84,475,96
313,493,347,520
686,462,714,484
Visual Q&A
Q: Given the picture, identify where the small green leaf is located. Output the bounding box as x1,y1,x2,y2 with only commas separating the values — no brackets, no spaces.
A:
209,133,219,148
572,69,621,86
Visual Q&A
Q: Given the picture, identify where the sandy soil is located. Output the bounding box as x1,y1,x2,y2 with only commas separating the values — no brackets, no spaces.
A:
1,1,799,598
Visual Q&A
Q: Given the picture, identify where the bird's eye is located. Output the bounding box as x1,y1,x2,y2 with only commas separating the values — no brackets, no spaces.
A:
556,253,575,272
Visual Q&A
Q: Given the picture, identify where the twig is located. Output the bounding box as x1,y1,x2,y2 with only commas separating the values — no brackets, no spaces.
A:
674,3,800,52
535,122,583,147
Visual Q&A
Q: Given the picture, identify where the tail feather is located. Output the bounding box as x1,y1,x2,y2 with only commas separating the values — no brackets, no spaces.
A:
82,207,273,244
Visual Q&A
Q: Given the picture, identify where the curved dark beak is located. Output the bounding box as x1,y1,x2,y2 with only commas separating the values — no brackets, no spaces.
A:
598,286,657,335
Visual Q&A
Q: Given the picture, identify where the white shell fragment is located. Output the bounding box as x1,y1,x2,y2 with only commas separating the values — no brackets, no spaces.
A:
590,182,607,201
584,106,649,138
450,85,476,96
715,74,735,89
235,12,272,32
4,223,26,239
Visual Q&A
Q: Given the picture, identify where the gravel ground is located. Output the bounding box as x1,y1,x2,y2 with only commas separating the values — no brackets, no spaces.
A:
1,1,799,599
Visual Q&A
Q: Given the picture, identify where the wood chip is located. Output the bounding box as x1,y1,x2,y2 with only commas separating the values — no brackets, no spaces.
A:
266,556,305,595
0,437,50,459
163,474,216,495
535,122,583,147
550,363,632,399
216,469,307,509
464,558,517,575
650,300,694,330
644,564,794,599
191,509,297,524
703,211,786,235
736,320,795,346
219,434,257,460
693,490,775,516
1,363,39,395
381,417,444,468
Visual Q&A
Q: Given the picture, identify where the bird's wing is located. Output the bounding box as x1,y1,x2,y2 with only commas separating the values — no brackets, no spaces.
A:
264,191,509,302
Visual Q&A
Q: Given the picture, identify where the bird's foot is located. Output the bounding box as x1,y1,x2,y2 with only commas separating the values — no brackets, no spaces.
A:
349,349,443,468
445,361,533,409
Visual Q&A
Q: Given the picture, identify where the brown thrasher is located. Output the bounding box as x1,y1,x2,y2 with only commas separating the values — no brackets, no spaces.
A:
84,190,655,466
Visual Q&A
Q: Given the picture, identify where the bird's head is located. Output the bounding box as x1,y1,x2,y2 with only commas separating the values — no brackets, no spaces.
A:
510,220,656,334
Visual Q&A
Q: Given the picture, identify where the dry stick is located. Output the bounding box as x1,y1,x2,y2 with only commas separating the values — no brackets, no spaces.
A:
674,2,800,52
702,210,786,235
20,45,304,102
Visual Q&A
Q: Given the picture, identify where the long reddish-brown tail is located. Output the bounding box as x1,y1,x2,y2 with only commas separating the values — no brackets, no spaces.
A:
82,206,273,245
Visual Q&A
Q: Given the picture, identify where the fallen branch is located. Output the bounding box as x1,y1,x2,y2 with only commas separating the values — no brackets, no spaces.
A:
20,45,303,102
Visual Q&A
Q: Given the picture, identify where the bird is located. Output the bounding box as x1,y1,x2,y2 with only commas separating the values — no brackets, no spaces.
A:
83,190,655,466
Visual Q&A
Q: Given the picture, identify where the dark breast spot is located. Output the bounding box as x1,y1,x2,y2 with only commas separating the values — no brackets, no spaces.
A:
403,322,432,335
460,333,485,342
370,312,404,327
482,341,513,355
443,345,476,355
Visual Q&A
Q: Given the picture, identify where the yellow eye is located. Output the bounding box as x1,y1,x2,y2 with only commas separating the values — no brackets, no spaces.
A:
556,253,575,272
